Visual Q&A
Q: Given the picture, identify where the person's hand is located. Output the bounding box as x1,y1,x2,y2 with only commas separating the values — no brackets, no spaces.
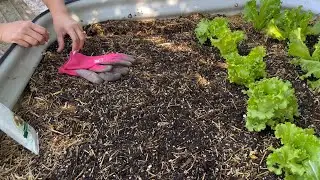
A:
52,13,85,53
0,21,49,47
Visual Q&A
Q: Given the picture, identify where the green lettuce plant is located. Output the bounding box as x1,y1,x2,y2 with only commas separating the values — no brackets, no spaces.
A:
244,77,299,132
224,46,267,87
267,122,320,179
195,17,245,57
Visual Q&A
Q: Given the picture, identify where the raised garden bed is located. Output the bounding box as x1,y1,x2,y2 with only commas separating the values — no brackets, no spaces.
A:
1,1,320,179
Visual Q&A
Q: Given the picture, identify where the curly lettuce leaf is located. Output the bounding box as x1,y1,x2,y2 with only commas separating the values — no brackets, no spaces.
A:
266,6,313,41
274,121,315,145
267,122,320,180
208,17,230,38
292,58,320,92
195,19,212,45
244,77,299,132
195,17,229,45
288,28,320,92
195,17,245,56
243,0,281,30
210,30,245,57
224,46,267,87
267,145,308,176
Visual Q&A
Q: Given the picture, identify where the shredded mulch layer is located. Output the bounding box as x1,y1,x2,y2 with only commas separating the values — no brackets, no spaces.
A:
1,13,320,180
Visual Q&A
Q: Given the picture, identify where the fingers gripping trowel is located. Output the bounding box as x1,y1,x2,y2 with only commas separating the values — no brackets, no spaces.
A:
0,102,39,155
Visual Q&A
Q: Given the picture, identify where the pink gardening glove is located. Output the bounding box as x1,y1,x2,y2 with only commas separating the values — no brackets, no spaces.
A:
58,51,135,84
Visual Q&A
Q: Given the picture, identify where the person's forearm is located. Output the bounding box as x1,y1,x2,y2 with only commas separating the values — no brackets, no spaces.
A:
42,0,69,18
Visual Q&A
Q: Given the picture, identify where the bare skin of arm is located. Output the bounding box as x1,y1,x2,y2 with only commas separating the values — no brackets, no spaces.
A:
42,0,85,52
0,0,85,52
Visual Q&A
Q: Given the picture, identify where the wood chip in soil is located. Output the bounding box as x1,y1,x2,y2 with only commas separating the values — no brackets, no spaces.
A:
0,13,319,180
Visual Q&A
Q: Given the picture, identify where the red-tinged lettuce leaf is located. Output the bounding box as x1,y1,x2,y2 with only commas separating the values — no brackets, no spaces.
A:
243,0,281,30
244,78,299,132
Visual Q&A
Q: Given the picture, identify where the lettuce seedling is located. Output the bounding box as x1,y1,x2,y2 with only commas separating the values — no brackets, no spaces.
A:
195,17,229,45
224,46,267,87
288,28,320,92
244,77,299,132
210,30,245,58
267,122,320,179
243,0,281,30
266,6,313,41
195,17,246,57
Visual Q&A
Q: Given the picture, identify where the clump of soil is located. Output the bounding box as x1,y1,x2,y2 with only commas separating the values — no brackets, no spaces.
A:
0,13,319,180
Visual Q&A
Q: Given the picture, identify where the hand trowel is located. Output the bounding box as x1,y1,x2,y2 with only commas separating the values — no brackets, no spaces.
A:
0,102,39,155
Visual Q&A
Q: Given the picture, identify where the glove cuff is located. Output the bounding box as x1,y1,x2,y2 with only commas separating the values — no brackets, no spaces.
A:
60,51,96,70
58,64,78,76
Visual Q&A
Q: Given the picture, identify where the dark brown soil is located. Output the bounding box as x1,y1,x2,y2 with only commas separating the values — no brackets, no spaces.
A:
1,13,319,180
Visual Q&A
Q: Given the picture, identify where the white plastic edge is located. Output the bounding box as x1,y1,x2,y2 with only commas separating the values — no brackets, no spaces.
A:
0,0,320,109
